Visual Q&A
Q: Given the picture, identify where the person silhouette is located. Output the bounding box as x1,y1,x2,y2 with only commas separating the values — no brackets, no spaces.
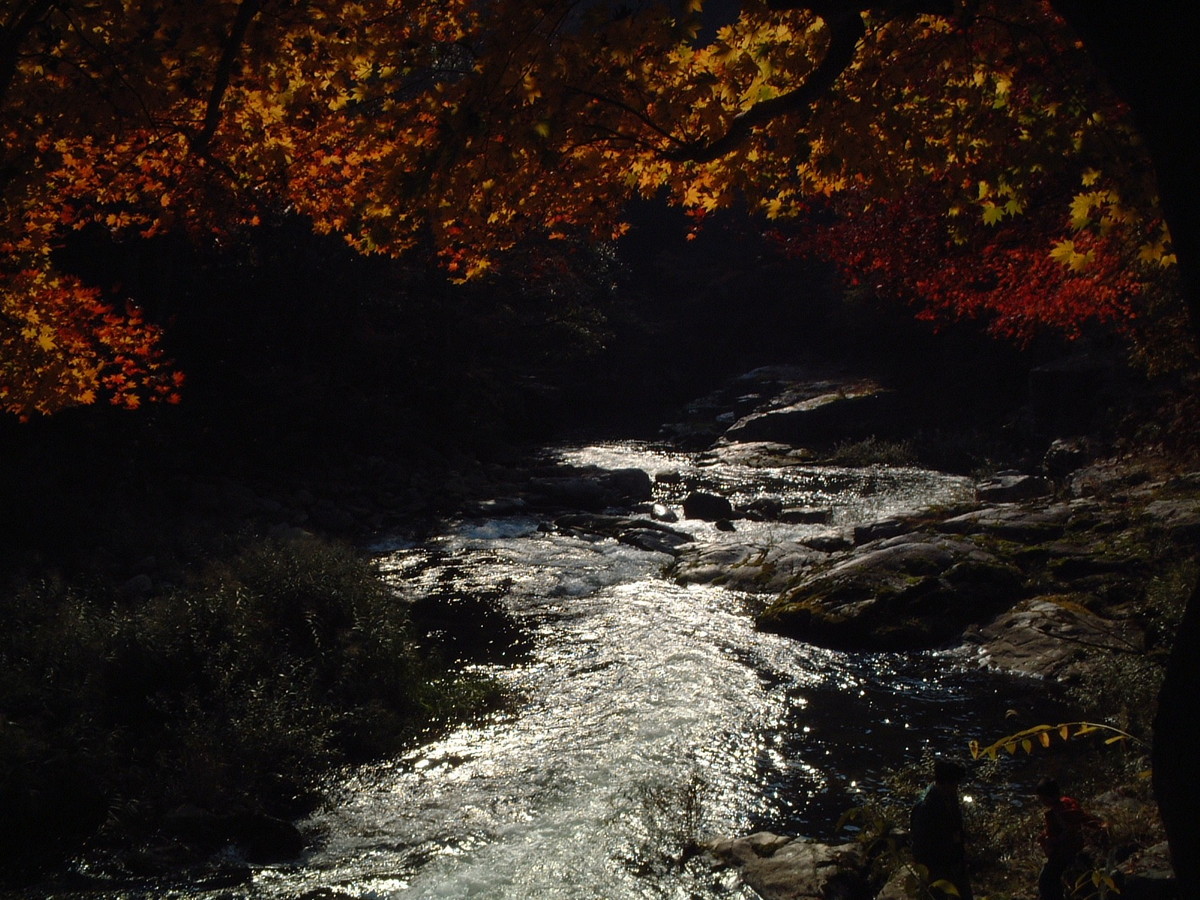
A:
910,758,973,900
1035,778,1105,900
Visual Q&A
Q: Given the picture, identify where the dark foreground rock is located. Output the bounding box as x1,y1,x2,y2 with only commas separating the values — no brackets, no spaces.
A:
963,596,1146,682
703,832,872,900
682,491,735,522
524,466,653,511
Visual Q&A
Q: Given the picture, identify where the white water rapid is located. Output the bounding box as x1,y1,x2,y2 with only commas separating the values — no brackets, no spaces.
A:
78,442,1042,899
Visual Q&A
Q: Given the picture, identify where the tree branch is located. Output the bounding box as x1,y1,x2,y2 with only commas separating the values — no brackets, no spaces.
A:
190,0,263,154
665,10,865,164
567,84,689,150
764,0,953,15
0,0,59,110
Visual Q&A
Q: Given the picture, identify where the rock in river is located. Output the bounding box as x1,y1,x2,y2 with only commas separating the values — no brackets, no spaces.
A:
757,532,1022,651
703,832,872,900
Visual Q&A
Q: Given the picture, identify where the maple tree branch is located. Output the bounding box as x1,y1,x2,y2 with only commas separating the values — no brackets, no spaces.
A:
764,0,954,15
31,2,163,133
191,0,263,155
666,10,865,164
566,85,687,150
0,0,58,110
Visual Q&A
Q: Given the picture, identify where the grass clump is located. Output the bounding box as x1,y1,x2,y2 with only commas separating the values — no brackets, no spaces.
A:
826,436,919,468
0,535,509,880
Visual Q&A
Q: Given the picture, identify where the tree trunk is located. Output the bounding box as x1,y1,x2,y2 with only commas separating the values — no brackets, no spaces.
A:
1051,1,1200,886
1152,585,1200,885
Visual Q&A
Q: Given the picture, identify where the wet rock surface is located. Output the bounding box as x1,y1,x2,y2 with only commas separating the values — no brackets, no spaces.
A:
757,531,1024,651
702,832,872,900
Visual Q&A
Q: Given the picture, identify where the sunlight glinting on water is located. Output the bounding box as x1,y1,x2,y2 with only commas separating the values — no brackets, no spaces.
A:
120,442,1004,899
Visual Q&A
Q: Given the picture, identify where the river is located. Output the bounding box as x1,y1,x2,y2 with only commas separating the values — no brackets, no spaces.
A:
72,440,1050,898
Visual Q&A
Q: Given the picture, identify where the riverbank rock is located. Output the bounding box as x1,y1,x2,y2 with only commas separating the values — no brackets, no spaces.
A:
936,502,1077,541
525,466,653,511
671,541,828,593
699,440,814,468
758,532,1022,651
703,832,872,900
551,513,695,556
722,380,900,447
683,491,734,521
657,366,850,447
1140,498,1200,541
975,471,1053,502
1044,437,1093,477
960,596,1146,683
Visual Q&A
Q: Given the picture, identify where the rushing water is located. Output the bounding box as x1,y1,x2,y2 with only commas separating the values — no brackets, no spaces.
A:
67,442,1048,899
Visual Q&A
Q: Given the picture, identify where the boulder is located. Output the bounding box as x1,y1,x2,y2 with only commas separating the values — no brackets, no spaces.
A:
470,496,530,516
553,513,695,556
671,542,825,593
160,806,305,862
703,833,872,900
683,491,735,521
937,503,1075,542
976,472,1053,503
601,467,655,502
629,502,679,523
800,531,853,553
526,466,652,511
964,596,1144,683
701,441,813,468
780,507,833,525
1140,498,1200,541
758,533,1023,651
227,812,306,863
724,384,900,447
117,573,155,599
740,496,785,520
852,517,913,545
1067,461,1158,499
1112,842,1177,898
619,526,696,556
1044,437,1092,478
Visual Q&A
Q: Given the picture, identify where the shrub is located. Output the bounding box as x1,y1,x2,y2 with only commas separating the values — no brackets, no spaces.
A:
0,536,509,880
827,436,919,468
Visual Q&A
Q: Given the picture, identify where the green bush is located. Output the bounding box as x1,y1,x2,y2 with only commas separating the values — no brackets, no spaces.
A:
827,436,919,468
0,536,508,878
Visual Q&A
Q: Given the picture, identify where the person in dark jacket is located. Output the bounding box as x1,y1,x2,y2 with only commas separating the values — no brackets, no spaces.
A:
1036,778,1105,900
910,758,973,900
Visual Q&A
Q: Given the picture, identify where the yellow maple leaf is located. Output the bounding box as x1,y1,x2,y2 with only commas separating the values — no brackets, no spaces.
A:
1070,193,1097,229
1050,240,1077,266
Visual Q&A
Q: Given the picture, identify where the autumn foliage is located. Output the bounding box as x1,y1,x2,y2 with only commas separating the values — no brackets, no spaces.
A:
1,0,473,416
774,184,1165,345
763,6,1179,348
0,0,1181,417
